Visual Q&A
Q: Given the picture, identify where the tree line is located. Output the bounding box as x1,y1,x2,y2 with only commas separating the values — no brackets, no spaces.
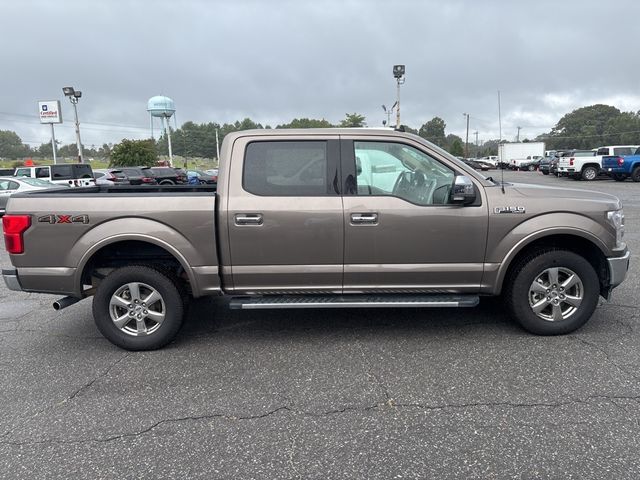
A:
2,105,640,162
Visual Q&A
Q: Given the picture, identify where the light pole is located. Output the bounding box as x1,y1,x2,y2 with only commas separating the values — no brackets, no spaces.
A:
392,65,405,128
62,86,84,163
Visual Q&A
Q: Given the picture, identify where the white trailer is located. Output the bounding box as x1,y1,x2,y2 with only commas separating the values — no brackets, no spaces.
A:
499,142,546,162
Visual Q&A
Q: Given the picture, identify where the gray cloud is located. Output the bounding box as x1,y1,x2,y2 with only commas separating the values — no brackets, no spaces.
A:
1,0,639,148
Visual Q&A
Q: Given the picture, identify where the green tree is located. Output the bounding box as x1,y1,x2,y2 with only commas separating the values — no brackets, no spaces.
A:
109,139,157,167
277,118,334,129
603,112,640,145
445,134,464,155
545,104,622,149
339,113,366,127
0,130,30,159
57,143,79,158
418,117,446,147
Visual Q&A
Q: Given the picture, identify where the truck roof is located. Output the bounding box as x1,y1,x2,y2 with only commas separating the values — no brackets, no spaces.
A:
223,128,413,141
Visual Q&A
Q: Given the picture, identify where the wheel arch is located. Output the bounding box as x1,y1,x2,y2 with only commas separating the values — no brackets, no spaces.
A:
77,235,196,297
494,231,610,297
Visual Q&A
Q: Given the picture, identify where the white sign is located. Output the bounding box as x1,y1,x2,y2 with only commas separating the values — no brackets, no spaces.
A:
38,100,62,124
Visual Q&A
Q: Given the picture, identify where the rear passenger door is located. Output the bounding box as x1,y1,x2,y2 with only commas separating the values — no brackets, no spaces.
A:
225,136,343,294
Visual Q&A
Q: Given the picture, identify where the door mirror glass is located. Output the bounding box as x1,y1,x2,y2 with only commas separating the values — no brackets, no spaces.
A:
450,175,476,204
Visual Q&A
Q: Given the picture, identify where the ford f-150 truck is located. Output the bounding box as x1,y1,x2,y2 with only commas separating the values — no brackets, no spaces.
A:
1,129,630,350
602,147,640,182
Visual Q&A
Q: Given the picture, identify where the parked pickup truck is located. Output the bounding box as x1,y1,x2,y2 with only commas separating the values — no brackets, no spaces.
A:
2,129,630,350
558,146,639,181
602,147,640,182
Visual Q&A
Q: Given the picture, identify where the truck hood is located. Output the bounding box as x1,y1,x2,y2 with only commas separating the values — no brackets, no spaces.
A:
504,182,622,210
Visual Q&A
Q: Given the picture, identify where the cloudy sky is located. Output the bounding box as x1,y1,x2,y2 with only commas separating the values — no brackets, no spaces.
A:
1,0,639,149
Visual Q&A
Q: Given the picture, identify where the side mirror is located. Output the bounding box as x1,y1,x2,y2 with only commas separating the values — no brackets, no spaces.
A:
450,175,476,205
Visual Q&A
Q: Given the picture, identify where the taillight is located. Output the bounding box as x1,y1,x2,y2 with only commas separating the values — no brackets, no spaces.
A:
617,157,624,166
142,177,154,183
2,215,31,254
569,158,574,166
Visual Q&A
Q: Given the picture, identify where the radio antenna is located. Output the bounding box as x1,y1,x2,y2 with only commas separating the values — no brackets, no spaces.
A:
498,90,505,193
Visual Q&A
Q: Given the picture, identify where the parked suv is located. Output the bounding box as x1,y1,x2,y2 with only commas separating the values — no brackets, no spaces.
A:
141,167,187,185
112,167,158,185
14,164,95,187
93,169,130,185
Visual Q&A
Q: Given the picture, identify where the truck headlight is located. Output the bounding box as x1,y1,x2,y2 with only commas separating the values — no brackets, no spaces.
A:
607,209,625,249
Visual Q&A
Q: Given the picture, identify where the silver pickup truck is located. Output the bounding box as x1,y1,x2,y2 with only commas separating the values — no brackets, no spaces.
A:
1,129,630,350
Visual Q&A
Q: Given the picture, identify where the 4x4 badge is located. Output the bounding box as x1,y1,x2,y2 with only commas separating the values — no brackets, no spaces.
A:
37,214,90,224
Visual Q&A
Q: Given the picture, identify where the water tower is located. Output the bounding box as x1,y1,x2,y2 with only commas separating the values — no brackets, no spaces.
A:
147,95,176,166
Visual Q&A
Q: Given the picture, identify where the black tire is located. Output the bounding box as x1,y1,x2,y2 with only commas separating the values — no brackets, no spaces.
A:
504,250,600,335
631,166,640,182
92,266,185,350
159,180,175,185
528,164,536,171
542,170,549,175
612,174,627,182
581,166,598,181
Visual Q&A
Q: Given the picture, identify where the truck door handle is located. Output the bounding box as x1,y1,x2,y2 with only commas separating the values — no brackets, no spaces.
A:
234,213,263,226
350,213,378,225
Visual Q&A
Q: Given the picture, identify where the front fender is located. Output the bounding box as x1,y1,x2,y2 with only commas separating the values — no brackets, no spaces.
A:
485,213,614,295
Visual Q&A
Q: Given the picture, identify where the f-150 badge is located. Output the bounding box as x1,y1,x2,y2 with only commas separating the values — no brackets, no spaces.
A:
494,206,526,214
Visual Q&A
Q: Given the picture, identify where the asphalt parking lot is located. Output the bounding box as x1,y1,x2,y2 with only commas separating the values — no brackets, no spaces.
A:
1,171,639,479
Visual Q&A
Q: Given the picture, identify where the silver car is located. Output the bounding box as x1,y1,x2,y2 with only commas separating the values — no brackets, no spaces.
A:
0,177,66,215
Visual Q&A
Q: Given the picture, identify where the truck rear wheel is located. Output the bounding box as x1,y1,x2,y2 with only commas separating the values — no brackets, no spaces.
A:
612,174,627,182
92,266,185,350
631,166,640,182
505,250,599,335
581,166,598,181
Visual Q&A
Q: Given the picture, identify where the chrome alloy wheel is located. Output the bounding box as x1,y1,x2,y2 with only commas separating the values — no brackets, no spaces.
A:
528,267,584,322
109,282,166,336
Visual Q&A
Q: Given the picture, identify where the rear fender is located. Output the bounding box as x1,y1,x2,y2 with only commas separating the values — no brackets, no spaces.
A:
72,218,199,296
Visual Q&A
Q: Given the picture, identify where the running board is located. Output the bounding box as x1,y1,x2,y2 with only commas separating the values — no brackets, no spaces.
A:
229,294,479,310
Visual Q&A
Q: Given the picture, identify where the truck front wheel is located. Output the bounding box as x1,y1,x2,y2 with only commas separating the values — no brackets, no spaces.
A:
92,266,185,350
505,250,599,335
631,166,640,182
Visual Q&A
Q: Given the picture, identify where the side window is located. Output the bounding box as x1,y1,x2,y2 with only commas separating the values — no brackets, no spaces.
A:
243,141,332,196
0,181,8,191
15,168,30,177
51,165,73,179
596,148,609,156
35,167,49,178
8,181,19,191
613,147,634,156
354,141,455,206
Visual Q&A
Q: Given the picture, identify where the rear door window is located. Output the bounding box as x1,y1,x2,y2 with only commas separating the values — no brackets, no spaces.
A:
243,141,336,196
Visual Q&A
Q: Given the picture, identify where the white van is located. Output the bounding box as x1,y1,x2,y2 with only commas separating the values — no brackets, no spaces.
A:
14,164,96,187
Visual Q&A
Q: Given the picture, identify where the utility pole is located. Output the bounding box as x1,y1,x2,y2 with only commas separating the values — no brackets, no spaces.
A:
474,130,479,157
463,113,470,158
516,126,522,142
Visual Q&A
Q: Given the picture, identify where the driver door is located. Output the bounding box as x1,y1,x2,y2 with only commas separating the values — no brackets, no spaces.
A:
341,137,488,293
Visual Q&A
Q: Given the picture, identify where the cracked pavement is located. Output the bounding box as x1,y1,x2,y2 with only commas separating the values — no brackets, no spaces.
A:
1,171,640,479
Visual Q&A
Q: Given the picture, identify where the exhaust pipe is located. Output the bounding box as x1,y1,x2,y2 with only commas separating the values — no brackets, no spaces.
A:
53,296,81,311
